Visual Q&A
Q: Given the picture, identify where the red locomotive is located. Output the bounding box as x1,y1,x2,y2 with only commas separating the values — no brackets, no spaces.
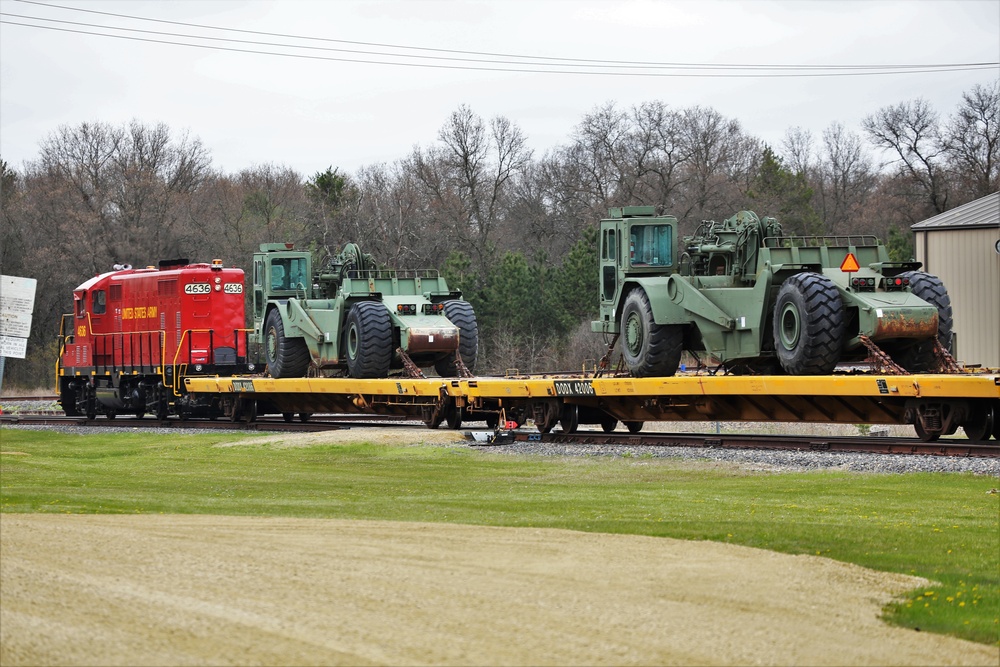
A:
57,258,255,419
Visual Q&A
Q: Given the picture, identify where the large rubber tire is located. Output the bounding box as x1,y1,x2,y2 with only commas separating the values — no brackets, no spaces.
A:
264,309,311,379
434,300,479,377
890,271,953,373
773,273,845,375
619,289,683,378
345,301,393,378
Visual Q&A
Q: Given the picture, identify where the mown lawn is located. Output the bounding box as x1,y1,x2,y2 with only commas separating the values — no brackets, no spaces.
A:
1,427,997,645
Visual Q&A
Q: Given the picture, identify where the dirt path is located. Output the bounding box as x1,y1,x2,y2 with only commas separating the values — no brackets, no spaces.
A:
1,514,995,666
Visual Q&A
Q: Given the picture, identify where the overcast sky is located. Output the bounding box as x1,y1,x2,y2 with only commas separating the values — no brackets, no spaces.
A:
1,0,998,178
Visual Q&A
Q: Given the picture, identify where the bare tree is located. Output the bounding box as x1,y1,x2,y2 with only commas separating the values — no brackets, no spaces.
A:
781,126,815,178
410,105,533,278
817,122,876,233
863,98,949,215
944,79,1000,200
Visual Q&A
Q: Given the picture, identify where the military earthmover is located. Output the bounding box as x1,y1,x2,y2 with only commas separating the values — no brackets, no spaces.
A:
251,242,478,379
592,206,953,376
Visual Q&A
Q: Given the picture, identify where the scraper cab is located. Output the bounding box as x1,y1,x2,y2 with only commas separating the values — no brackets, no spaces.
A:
250,242,478,379
592,206,952,376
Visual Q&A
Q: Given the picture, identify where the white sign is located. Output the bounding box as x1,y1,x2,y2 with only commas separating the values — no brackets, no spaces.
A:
1,275,37,315
0,335,28,358
1,275,37,359
0,311,33,338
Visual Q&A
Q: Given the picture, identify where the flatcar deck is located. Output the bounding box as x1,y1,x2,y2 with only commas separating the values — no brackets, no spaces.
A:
184,372,1000,440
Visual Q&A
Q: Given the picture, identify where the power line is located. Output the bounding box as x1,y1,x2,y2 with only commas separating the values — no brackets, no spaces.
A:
11,0,995,71
2,3,997,77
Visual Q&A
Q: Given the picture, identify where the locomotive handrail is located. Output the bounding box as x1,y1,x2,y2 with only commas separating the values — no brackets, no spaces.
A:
170,327,254,395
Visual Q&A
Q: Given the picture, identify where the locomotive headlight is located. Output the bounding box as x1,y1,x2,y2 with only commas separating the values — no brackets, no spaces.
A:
247,363,256,372
215,277,221,284
194,364,204,372
215,284,221,291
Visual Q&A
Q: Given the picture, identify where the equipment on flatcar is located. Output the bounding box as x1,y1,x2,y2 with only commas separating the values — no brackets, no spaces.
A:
592,207,954,377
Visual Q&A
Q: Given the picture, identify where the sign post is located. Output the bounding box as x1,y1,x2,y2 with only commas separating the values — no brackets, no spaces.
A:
0,274,38,394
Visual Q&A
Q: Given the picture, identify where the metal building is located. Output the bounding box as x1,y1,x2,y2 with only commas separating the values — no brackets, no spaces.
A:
912,192,1000,368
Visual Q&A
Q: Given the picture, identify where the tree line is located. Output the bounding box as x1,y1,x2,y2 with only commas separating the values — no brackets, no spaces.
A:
1,79,997,388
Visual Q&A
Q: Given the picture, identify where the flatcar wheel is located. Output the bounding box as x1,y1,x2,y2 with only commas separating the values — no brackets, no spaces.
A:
962,404,994,443
624,420,644,434
559,403,579,434
299,413,312,423
485,412,499,429
913,419,940,442
423,405,445,429
106,410,116,420
135,410,144,420
535,400,560,434
282,412,294,423
600,413,618,433
445,404,463,430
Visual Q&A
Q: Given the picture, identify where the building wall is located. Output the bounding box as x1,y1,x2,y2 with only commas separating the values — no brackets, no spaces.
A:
915,227,1000,368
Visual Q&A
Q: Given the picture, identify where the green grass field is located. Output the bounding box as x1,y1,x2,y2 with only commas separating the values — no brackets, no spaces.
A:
1,427,997,646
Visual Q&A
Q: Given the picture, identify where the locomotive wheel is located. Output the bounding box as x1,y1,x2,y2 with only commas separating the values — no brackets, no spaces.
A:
264,309,310,379
624,420,644,434
773,273,845,375
434,300,479,377
889,271,953,373
619,289,683,377
559,403,579,434
155,386,169,420
59,382,80,417
345,302,393,378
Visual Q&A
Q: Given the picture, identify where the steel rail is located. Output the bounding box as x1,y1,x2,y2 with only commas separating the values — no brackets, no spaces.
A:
484,430,1000,457
4,414,996,456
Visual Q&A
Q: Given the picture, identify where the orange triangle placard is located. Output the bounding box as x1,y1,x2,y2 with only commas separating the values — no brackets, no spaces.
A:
840,253,860,272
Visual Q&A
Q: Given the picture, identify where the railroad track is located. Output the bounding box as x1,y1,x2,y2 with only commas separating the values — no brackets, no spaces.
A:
3,413,997,457
0,413,420,432
484,429,1000,458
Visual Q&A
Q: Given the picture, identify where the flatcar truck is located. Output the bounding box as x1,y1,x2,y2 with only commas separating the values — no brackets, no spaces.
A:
251,242,478,379
592,206,953,377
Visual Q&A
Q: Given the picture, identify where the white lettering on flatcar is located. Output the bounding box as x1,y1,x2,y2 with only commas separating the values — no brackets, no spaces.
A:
184,283,211,295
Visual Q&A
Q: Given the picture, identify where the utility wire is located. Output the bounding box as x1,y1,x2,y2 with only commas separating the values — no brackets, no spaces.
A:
2,3,997,77
11,0,996,71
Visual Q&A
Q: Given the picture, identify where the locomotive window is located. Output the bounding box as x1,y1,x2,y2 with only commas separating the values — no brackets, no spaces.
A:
76,295,85,317
629,224,673,267
93,290,107,315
